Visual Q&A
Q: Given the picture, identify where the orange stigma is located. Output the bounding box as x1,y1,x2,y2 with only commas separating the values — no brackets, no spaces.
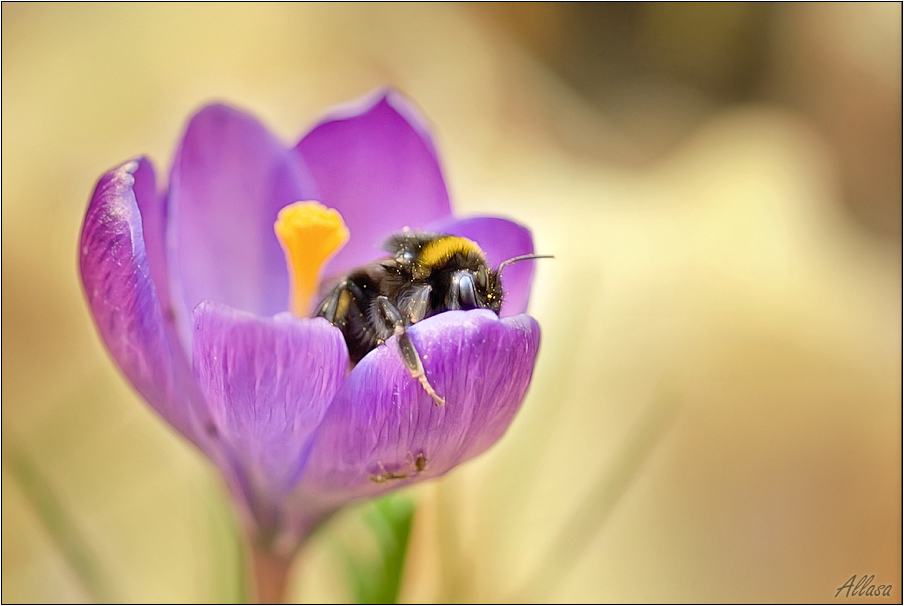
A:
274,201,348,317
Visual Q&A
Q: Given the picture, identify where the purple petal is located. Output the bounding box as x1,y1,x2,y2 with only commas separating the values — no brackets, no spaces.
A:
429,216,536,316
130,158,172,310
80,159,212,451
168,104,318,334
192,301,348,533
295,90,452,276
297,310,540,504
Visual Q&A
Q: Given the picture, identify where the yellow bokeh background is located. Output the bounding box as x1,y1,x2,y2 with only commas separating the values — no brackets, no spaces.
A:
3,4,900,603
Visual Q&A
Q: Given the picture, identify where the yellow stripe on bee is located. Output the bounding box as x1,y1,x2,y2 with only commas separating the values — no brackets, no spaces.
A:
275,201,348,317
417,236,485,272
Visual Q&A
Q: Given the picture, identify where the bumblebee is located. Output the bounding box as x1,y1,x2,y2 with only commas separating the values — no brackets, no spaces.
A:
315,231,549,405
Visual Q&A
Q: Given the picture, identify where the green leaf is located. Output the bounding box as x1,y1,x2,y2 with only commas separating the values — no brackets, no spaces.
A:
339,494,416,604
4,444,116,603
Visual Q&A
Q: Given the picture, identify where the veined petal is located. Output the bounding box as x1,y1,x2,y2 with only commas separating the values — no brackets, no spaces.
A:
295,90,452,276
298,310,540,504
169,104,318,336
192,301,348,535
429,216,536,316
79,159,211,450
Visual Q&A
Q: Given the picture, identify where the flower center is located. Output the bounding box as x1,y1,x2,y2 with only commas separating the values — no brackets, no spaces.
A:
274,201,348,317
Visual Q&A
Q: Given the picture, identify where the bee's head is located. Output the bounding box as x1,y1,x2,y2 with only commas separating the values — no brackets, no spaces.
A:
387,231,551,316
395,233,502,313
449,253,553,315
449,263,504,313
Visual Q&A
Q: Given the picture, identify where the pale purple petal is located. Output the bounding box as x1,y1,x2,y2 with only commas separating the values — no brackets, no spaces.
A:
192,301,348,533
297,310,540,505
168,104,318,335
130,157,171,310
429,216,536,316
295,91,452,276
80,159,212,451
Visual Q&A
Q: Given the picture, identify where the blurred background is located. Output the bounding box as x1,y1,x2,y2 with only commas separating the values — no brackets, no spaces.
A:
2,3,900,603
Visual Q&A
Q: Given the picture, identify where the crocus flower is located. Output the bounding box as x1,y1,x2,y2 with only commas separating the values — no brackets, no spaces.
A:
79,91,541,585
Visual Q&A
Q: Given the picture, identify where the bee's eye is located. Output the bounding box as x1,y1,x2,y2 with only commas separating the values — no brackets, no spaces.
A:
475,267,488,290
453,271,478,309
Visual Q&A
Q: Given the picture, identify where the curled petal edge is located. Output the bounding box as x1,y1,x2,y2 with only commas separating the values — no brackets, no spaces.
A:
79,158,213,453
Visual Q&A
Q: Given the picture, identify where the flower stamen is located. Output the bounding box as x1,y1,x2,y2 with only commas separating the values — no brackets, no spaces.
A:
274,201,349,317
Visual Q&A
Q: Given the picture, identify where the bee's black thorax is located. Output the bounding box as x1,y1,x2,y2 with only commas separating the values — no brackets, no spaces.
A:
316,232,504,363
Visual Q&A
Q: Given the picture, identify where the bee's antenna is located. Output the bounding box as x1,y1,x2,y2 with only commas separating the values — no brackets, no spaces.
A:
498,254,555,273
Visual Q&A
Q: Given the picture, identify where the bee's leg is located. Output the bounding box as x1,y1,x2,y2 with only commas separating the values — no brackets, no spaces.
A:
403,283,432,324
315,280,346,323
317,280,365,328
376,295,445,406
